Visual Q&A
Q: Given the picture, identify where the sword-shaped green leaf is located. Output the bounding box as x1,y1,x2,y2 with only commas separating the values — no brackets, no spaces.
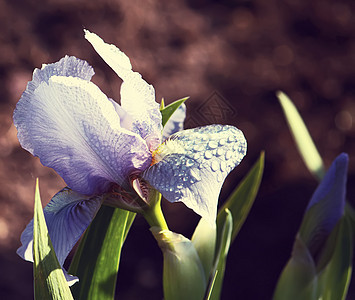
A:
277,93,354,299
206,209,233,300
160,97,188,127
33,179,74,300
69,206,135,300
318,215,353,300
216,151,264,247
277,91,325,180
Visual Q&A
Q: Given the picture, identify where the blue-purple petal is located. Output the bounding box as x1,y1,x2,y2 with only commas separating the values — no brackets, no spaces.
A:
143,125,247,223
84,30,162,150
17,188,102,277
301,153,348,253
29,56,94,92
162,103,186,141
14,75,152,195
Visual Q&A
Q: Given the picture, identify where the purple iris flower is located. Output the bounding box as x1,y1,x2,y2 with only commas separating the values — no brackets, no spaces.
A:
300,153,348,264
15,30,246,284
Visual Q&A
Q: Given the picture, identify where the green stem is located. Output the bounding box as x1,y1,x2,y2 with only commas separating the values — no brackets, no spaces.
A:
142,191,169,231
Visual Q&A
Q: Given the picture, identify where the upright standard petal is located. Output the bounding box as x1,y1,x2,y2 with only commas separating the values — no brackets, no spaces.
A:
143,125,247,223
27,56,94,93
162,103,186,141
17,188,102,268
14,75,152,195
300,153,348,256
84,30,162,150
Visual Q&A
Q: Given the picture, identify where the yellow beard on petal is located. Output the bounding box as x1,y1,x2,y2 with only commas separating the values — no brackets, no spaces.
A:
151,139,185,165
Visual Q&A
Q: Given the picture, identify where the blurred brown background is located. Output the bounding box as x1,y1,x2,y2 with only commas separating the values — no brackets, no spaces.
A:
1,0,355,299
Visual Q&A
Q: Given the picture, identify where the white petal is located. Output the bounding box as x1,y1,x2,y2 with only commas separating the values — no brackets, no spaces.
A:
162,103,186,140
143,125,247,223
14,75,152,195
17,188,102,267
84,30,162,150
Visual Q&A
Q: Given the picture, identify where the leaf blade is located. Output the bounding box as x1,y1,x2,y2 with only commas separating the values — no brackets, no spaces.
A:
69,205,135,300
277,91,325,179
33,179,74,300
216,151,264,246
160,97,188,127
206,209,233,300
318,216,353,300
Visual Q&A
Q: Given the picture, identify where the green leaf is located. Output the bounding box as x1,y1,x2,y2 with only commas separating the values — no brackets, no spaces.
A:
160,97,188,127
216,151,264,247
69,205,135,300
206,209,233,300
151,228,206,300
277,91,325,180
317,216,353,300
160,98,165,110
204,271,218,300
33,179,74,300
191,218,216,280
273,235,318,300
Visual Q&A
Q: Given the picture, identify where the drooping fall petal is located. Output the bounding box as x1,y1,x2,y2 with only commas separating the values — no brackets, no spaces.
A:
17,188,102,284
143,125,247,223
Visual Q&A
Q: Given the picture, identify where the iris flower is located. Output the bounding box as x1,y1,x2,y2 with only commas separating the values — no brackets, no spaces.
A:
15,30,246,284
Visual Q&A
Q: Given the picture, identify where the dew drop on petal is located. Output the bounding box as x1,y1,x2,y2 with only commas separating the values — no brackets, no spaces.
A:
225,150,233,160
216,148,224,156
193,153,200,160
211,160,219,172
216,172,223,182
186,159,194,167
228,135,235,143
219,138,226,146
233,143,240,151
194,144,204,152
208,140,218,149
204,151,213,159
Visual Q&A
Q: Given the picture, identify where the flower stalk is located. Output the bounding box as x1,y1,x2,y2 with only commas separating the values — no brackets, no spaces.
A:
142,190,169,231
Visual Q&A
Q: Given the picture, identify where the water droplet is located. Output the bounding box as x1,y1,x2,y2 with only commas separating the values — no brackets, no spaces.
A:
201,135,208,142
216,148,224,156
208,141,218,149
219,139,226,146
186,159,194,167
216,172,223,182
183,176,188,182
193,153,200,160
214,125,222,131
225,150,233,160
228,135,235,143
204,151,213,159
193,144,204,152
211,160,219,172
176,183,183,189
